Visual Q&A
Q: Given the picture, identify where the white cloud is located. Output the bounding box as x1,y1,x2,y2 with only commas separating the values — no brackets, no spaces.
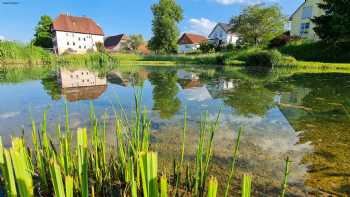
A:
187,18,216,36
213,0,276,5
0,35,5,40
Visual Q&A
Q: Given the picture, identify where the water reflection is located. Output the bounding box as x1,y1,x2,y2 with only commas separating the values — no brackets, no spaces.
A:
0,66,349,195
149,70,181,119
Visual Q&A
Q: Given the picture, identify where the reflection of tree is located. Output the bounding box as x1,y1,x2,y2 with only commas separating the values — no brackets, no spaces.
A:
223,82,274,117
149,71,181,119
41,75,62,100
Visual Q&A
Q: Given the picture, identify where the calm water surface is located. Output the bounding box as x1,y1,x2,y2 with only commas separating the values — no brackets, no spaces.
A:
0,65,349,196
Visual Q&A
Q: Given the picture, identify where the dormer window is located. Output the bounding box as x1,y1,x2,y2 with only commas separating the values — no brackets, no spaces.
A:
302,6,313,19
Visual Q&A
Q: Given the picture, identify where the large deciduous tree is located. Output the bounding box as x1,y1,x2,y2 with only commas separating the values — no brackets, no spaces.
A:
312,0,350,43
230,5,286,46
32,15,53,48
148,0,183,54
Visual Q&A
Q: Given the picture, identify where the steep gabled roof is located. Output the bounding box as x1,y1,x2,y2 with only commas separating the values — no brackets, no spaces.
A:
208,23,236,38
289,0,307,21
178,33,207,44
104,34,128,49
52,14,104,35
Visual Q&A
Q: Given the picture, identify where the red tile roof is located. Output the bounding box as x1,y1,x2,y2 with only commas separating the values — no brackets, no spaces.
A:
178,33,207,44
52,14,104,35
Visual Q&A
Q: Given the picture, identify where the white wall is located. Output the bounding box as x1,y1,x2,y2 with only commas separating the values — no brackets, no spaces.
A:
178,44,200,53
53,31,104,55
209,25,238,45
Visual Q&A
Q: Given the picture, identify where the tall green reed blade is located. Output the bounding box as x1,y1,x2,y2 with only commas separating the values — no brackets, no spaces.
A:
10,138,34,197
175,106,187,195
49,159,65,197
65,176,74,197
3,149,17,196
160,175,168,197
280,157,291,197
207,176,218,197
77,128,88,197
224,127,243,197
242,175,252,197
139,151,158,197
116,119,127,180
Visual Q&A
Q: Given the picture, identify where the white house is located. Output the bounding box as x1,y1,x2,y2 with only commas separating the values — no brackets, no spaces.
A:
52,14,104,55
208,23,239,46
289,0,324,40
178,33,207,53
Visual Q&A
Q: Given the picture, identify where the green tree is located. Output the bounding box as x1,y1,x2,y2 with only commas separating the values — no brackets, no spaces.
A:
312,0,350,43
128,34,145,51
148,0,183,54
230,5,286,46
32,15,53,48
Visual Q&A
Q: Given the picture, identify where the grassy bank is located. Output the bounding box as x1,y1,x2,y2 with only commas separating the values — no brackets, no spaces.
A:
0,99,292,196
279,40,350,63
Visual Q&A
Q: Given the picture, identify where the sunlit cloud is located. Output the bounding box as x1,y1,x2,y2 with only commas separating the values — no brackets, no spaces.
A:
187,18,216,36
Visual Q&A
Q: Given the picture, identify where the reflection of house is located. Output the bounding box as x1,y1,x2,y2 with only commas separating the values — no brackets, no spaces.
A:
62,85,107,102
104,34,128,52
52,14,104,55
208,23,239,46
107,71,129,86
178,33,207,53
177,70,199,80
217,79,238,91
178,79,202,89
289,0,324,40
59,69,107,88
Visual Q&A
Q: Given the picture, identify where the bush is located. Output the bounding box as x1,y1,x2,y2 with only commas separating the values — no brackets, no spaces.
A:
279,40,350,63
268,32,300,48
199,41,216,53
245,50,283,67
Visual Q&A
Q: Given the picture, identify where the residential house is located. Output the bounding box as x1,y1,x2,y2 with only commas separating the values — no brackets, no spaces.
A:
208,23,239,46
52,14,104,55
289,0,324,40
104,34,129,52
178,33,207,53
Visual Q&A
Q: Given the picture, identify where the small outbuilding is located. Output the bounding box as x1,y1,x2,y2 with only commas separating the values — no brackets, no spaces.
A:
178,33,207,53
104,34,128,52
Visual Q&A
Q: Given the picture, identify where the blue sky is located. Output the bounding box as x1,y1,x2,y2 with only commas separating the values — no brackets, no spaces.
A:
0,0,303,42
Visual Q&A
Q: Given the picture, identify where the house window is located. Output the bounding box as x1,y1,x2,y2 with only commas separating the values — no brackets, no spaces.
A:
84,38,86,41
66,33,69,36
84,46,86,49
78,37,81,41
302,6,313,19
73,42,76,46
67,42,70,46
79,45,81,49
300,23,310,35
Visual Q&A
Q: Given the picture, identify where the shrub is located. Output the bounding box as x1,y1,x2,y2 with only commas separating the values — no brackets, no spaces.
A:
268,32,300,48
245,50,283,67
199,41,216,53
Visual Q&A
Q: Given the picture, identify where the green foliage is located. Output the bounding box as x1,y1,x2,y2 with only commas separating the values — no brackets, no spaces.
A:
0,41,52,65
95,42,106,53
246,50,283,67
129,34,145,51
199,41,216,53
279,40,350,63
32,15,53,48
231,5,286,46
207,177,218,197
148,0,183,54
312,0,350,43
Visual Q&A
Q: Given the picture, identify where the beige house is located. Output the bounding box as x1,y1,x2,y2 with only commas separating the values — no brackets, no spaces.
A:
52,14,104,55
289,0,324,40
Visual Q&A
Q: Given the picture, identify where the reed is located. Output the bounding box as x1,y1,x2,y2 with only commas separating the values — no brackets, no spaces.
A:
242,174,252,197
280,157,291,197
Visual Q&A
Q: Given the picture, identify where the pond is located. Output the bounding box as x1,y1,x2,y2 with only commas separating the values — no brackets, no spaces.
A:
0,65,349,196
